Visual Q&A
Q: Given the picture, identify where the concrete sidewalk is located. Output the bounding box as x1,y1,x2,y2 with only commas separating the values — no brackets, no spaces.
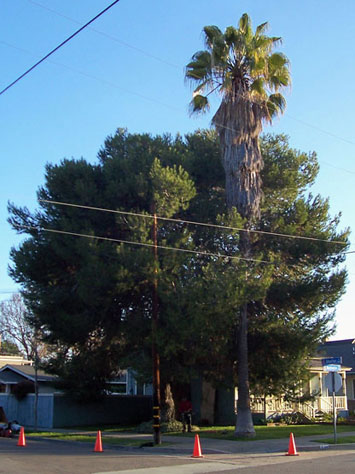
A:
29,428,355,456
139,431,355,455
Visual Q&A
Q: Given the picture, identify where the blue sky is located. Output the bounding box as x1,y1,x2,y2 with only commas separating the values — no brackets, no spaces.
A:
1,0,354,339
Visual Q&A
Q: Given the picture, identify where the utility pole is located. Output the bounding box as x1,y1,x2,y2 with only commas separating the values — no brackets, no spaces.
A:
152,211,161,445
34,339,39,432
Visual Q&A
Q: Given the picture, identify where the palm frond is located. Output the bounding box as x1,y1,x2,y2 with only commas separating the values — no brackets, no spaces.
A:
185,51,212,81
211,35,229,65
268,93,286,115
189,94,210,115
224,26,239,46
269,71,290,90
255,21,269,36
251,56,267,76
239,13,252,39
250,78,267,97
203,25,223,48
268,52,289,69
253,36,279,53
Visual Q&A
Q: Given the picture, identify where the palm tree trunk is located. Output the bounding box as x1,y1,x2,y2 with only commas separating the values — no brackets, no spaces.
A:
221,139,262,220
216,123,262,438
235,301,255,436
234,232,255,437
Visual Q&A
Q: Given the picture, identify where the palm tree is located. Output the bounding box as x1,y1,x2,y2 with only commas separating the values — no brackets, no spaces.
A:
186,13,290,437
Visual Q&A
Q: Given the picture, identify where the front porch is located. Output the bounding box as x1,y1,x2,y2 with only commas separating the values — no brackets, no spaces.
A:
250,394,348,419
249,358,351,420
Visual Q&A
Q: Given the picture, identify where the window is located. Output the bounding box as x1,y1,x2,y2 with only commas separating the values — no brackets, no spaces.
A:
106,371,128,395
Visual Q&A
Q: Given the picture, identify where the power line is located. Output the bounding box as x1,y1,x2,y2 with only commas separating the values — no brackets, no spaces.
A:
13,224,272,265
2,41,355,177
16,1,355,154
0,0,121,96
0,40,181,112
26,0,179,70
286,114,355,148
39,199,348,246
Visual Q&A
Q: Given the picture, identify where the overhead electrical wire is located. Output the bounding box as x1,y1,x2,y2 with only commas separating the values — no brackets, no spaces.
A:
2,46,354,178
26,0,179,69
22,0,355,151
0,0,121,96
13,224,271,265
39,199,348,246
2,1,353,156
0,40,181,112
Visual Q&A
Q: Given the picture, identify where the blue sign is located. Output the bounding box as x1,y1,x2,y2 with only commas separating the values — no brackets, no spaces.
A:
322,357,342,366
323,364,341,372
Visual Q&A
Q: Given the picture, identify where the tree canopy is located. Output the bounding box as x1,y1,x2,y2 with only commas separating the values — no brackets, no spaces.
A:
8,128,349,404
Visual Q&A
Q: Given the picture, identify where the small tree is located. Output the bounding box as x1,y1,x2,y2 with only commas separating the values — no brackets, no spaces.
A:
0,293,42,360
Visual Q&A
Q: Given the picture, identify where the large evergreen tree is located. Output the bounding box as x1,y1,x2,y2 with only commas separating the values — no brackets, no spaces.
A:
182,133,348,409
8,129,196,400
8,129,348,415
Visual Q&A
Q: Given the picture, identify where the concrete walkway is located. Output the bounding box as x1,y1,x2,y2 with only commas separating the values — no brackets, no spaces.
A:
138,430,355,455
47,429,355,455
29,428,355,456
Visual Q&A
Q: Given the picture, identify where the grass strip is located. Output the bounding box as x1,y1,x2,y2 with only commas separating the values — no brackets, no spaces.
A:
313,436,355,445
27,432,144,447
167,424,355,441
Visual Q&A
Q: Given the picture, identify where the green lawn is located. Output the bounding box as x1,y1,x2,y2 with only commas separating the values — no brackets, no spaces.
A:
68,425,136,433
26,432,144,447
314,435,355,445
26,424,355,444
168,424,355,441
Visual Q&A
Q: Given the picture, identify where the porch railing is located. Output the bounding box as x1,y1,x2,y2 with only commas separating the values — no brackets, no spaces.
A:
318,396,347,413
250,395,347,417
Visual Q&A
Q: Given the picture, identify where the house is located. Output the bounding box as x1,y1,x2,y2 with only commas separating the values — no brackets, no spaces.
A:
249,356,351,420
0,354,32,368
317,338,355,412
0,365,152,429
0,364,57,395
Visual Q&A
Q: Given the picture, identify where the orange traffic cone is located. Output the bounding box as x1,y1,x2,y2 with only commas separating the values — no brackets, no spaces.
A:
286,432,299,456
94,430,103,452
191,434,203,458
17,427,26,447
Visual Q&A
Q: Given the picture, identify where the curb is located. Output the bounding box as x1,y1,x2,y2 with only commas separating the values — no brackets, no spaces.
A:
297,443,355,452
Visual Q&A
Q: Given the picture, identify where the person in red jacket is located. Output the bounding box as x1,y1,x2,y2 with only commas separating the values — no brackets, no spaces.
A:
179,397,192,432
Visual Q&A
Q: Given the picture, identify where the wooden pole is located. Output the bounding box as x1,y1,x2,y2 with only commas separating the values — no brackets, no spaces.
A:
152,211,161,445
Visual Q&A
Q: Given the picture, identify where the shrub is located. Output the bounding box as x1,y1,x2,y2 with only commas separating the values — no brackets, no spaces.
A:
11,381,35,400
136,419,199,433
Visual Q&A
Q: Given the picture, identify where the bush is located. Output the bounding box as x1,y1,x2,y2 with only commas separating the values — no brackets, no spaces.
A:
267,411,311,425
11,381,35,400
279,412,311,425
136,419,199,433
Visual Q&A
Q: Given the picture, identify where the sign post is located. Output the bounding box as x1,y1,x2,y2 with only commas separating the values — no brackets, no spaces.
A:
323,357,342,445
332,372,337,444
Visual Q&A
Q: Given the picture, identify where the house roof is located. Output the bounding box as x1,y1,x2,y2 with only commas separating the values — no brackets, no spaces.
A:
0,355,33,368
0,365,56,384
309,357,351,372
317,339,355,373
322,339,355,345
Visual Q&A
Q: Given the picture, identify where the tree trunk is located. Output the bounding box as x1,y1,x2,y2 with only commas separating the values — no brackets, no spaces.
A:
222,139,262,220
235,301,255,437
263,396,267,422
214,118,263,437
161,383,175,423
